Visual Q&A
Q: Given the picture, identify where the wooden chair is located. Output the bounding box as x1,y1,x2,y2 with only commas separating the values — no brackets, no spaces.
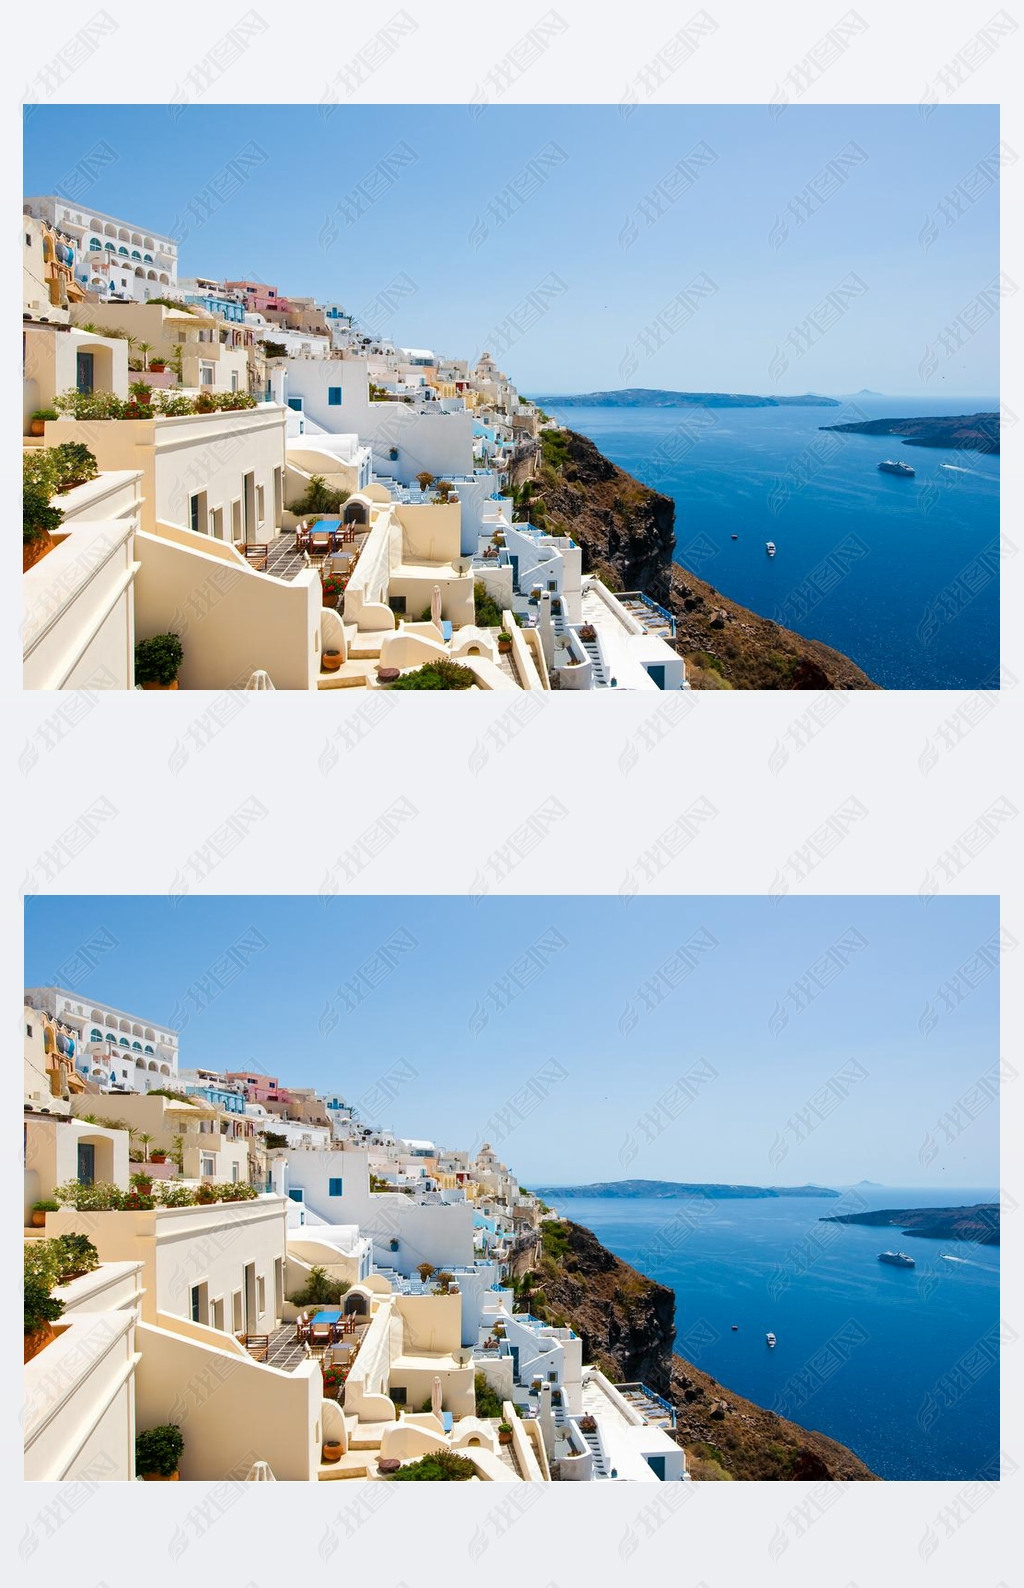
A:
309,1323,332,1354
294,522,311,555
242,1333,269,1362
294,1313,310,1344
309,531,332,559
242,543,269,571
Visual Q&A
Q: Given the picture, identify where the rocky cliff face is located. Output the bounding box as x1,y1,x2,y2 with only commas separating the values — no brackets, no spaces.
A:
515,428,880,690
513,1219,880,1482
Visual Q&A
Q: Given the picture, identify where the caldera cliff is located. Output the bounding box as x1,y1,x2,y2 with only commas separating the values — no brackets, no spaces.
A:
511,1219,880,1481
513,428,879,689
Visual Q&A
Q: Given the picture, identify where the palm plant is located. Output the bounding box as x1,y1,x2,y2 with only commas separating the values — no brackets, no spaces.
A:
138,342,152,372
137,1132,154,1163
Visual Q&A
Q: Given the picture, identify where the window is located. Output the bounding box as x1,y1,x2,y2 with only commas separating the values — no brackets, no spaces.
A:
256,484,265,524
328,1178,344,1196
230,371,238,392
232,1291,243,1332
288,1189,303,1202
232,1164,240,1182
91,1028,102,1040
257,1275,266,1315
200,362,215,386
189,492,208,536
287,397,302,412
327,387,342,406
201,1154,215,1176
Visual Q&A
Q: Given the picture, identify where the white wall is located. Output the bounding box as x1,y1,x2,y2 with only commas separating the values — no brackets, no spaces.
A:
23,513,139,690
133,527,321,690
24,1309,138,1481
284,1148,476,1274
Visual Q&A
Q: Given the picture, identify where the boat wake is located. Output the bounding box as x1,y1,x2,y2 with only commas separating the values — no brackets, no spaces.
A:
939,464,974,475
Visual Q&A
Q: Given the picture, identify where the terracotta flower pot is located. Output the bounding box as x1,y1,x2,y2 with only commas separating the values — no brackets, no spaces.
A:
31,1210,47,1227
322,650,342,673
322,1441,343,1464
140,1470,179,1481
322,593,339,609
24,1323,56,1363
23,534,54,573
30,419,46,437
141,680,179,690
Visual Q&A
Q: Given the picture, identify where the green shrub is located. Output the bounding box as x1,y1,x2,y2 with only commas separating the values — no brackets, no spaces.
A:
50,1233,100,1281
25,1276,64,1338
474,1372,503,1419
288,474,350,515
31,407,58,423
24,1241,62,1290
24,485,64,547
53,1180,125,1211
23,449,61,496
288,1264,350,1306
135,633,183,686
387,1450,475,1481
157,1183,196,1207
32,1199,59,1214
52,387,256,421
473,580,504,627
135,1424,184,1476
387,660,476,691
50,441,99,490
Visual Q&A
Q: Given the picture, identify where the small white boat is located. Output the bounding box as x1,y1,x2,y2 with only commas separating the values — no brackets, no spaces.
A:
765,541,776,557
766,1332,777,1347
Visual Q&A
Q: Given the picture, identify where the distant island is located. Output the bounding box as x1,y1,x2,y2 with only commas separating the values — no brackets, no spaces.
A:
535,1179,841,1200
533,388,841,409
820,1204,999,1245
819,412,999,453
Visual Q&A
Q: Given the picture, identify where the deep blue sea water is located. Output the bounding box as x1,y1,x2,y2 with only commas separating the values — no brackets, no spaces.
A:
542,399,1000,690
556,1187,999,1480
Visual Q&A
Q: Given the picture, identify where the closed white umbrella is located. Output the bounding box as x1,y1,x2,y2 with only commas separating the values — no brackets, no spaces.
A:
430,584,443,630
244,670,275,690
244,1460,276,1480
431,1375,443,1420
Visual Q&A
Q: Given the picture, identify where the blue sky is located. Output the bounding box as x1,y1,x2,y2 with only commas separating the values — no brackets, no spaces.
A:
25,896,999,1187
25,104,999,395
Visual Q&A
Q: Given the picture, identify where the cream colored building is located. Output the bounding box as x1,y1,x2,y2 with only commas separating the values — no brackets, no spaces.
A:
70,300,257,393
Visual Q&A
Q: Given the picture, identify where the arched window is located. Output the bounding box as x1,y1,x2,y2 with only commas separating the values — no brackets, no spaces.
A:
132,1041,142,1050
131,249,141,260
118,246,129,256
106,1032,117,1042
104,241,115,251
89,237,101,251
119,1036,129,1046
90,1028,103,1040
145,1044,154,1054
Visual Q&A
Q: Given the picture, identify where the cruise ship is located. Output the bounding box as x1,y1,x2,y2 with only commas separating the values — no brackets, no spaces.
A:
878,1250,916,1268
877,459,915,477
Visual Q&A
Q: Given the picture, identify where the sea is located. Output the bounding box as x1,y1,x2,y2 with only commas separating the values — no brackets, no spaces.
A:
554,1186,1000,1481
541,398,1000,690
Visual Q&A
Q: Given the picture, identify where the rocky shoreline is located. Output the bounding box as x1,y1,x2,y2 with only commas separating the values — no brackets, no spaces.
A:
515,427,879,690
513,1218,880,1481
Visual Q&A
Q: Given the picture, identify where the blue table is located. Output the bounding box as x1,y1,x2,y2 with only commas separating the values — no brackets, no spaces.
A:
311,1308,342,1325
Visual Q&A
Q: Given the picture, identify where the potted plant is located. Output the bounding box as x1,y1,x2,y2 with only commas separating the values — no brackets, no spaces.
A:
578,1415,597,1434
497,630,512,654
30,1198,59,1228
30,408,57,438
24,485,64,572
578,624,597,643
322,649,342,673
130,1171,154,1196
135,632,183,690
321,572,344,609
498,1421,513,1445
389,1237,400,1252
25,1270,64,1363
135,1424,184,1480
150,1150,167,1164
389,447,399,461
149,359,166,373
322,1439,343,1464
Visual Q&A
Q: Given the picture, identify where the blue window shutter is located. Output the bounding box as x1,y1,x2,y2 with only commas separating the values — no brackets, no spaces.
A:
328,387,342,406
329,1177,343,1196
